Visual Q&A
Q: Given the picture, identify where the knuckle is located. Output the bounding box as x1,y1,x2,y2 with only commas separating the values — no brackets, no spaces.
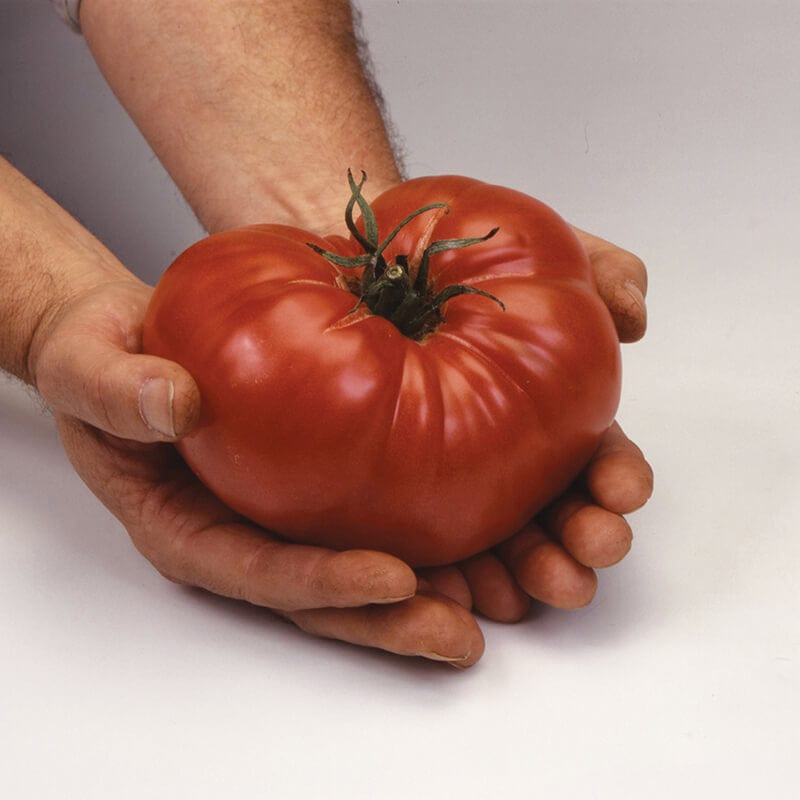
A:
130,482,204,581
85,361,119,431
240,540,280,604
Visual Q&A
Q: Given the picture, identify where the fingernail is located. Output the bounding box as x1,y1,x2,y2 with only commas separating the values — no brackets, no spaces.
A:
420,650,472,664
374,591,416,604
139,378,176,438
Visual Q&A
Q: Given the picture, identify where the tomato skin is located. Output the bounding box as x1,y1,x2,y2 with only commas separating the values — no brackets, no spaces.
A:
142,176,621,567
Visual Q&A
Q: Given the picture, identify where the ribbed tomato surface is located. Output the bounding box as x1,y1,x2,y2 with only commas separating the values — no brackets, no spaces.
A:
142,176,621,566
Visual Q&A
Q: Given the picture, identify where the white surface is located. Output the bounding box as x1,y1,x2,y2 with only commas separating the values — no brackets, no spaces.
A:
1,1,798,797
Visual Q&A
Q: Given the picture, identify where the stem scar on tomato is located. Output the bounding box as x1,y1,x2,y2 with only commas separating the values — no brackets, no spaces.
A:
307,170,505,340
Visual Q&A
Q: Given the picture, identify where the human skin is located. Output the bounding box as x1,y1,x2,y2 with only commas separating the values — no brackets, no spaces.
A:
1,0,652,666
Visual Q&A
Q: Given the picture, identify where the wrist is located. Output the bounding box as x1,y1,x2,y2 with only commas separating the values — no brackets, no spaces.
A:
207,167,403,238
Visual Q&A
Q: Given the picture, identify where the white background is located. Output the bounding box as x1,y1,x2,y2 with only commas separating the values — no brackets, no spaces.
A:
1,1,798,797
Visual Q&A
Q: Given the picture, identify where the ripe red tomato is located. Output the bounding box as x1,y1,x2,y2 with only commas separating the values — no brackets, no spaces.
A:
142,175,621,567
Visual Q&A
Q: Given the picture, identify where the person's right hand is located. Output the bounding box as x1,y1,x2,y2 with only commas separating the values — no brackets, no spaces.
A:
30,277,486,666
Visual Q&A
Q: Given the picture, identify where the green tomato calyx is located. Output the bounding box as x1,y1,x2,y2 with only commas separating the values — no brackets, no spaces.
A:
308,170,504,340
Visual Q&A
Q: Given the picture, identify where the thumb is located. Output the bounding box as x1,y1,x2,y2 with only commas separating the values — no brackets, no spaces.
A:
36,331,200,442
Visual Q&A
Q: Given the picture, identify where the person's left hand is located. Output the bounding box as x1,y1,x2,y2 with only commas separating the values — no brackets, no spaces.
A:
418,228,654,621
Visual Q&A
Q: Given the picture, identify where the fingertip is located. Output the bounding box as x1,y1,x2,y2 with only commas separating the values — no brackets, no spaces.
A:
411,594,485,666
132,358,201,441
576,228,648,343
326,549,418,605
445,605,486,667
503,528,597,610
559,505,633,569
587,452,654,514
167,366,202,438
282,586,485,666
477,591,530,624
605,278,647,343
460,554,530,623
546,565,597,610
416,565,473,610
623,279,648,341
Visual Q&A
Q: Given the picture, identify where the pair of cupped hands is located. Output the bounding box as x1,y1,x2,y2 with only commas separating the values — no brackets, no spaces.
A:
32,202,652,669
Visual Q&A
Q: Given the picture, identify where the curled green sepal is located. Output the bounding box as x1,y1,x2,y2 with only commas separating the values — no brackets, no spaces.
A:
345,169,379,252
414,227,500,295
429,283,506,313
306,244,373,269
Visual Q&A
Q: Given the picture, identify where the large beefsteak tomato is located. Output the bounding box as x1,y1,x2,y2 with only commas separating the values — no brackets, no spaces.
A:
142,174,621,567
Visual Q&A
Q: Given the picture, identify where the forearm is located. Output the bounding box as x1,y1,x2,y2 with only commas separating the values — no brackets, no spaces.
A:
80,0,402,236
0,157,132,383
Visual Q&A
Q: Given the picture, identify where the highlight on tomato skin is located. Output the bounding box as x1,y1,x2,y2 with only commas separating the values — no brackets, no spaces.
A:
142,173,621,567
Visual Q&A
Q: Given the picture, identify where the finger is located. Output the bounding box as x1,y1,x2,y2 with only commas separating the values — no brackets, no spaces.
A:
586,421,654,514
540,490,633,569
497,523,597,610
171,525,420,612
459,553,530,623
38,333,200,442
572,227,648,343
57,416,419,611
416,565,473,610
281,593,485,666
